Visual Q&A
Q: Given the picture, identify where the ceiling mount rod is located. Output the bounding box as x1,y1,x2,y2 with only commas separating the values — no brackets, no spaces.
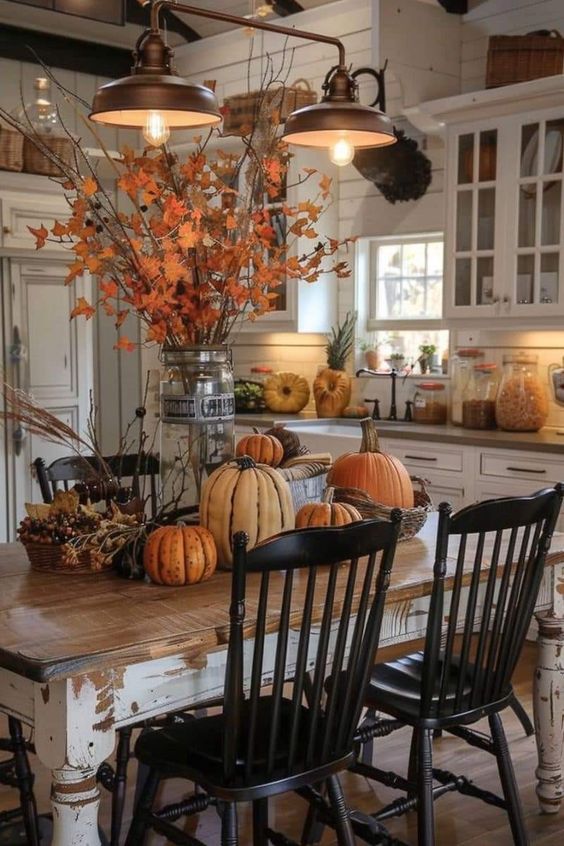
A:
149,0,346,67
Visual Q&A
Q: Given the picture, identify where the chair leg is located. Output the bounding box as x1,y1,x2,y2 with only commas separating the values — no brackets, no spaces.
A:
300,795,325,845
252,798,269,846
407,728,419,801
219,801,239,846
124,767,160,846
326,775,355,846
417,727,435,846
110,726,132,846
489,713,529,846
509,694,535,737
8,717,41,846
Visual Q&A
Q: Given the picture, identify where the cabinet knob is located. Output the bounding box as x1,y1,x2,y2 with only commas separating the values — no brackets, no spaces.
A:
492,295,500,304
502,295,510,304
2,226,10,235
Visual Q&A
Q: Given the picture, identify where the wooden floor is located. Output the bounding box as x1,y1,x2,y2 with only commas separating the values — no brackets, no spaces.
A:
1,643,563,845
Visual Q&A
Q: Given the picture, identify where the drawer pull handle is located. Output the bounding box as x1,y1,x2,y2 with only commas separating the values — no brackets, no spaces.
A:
506,466,547,474
405,455,437,462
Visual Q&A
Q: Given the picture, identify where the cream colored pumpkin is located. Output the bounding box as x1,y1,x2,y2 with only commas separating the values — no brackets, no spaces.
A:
313,368,351,418
263,371,310,413
200,456,294,567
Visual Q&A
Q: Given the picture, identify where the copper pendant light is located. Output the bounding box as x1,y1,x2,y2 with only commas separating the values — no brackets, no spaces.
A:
90,1,396,157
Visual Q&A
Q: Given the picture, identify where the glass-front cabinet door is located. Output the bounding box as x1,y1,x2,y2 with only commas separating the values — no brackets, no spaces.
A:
446,125,500,317
509,112,564,316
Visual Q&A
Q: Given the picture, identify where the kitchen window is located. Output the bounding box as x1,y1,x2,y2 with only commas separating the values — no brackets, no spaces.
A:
368,233,444,326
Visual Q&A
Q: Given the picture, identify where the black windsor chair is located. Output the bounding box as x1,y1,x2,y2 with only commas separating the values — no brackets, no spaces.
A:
33,453,159,519
349,485,564,846
124,514,403,846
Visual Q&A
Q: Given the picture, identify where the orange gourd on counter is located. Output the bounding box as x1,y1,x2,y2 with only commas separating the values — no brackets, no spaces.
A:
295,486,362,528
235,432,284,468
327,418,414,509
144,524,217,586
313,368,351,418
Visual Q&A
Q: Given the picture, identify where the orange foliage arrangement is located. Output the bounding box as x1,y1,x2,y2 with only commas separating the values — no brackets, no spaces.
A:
9,90,352,349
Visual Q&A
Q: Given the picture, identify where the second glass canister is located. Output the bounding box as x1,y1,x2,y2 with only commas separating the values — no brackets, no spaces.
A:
413,381,447,424
495,353,548,432
462,363,498,429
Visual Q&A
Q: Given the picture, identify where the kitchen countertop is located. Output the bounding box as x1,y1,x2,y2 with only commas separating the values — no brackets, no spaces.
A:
235,413,564,454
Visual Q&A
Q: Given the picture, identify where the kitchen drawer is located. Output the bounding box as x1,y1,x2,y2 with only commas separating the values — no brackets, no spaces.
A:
479,450,564,485
383,439,465,474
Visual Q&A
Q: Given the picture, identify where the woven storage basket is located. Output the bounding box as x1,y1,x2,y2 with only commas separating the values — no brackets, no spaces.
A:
332,476,433,542
277,461,329,513
23,135,74,177
222,79,317,136
23,541,99,574
0,126,24,172
486,31,564,88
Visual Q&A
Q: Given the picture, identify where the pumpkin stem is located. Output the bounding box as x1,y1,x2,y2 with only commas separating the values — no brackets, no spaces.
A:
252,426,261,435
234,455,256,471
322,486,335,505
359,418,381,454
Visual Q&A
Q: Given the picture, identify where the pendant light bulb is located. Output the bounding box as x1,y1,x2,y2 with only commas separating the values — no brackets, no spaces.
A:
143,110,171,147
328,136,355,167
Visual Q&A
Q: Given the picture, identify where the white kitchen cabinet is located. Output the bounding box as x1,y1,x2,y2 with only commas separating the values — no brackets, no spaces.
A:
0,173,69,252
406,76,564,323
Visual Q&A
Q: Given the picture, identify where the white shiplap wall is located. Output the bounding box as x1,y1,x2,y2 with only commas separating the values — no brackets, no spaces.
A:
462,0,564,93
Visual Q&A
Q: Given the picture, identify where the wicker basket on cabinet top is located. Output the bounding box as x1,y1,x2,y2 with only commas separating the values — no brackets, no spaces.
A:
222,79,317,136
486,31,564,88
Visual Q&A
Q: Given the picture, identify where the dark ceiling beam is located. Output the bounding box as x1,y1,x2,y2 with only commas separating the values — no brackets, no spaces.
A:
272,0,305,15
0,23,132,77
125,0,201,42
437,0,468,12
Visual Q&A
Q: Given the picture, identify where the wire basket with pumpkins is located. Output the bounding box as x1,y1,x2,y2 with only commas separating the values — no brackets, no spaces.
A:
326,418,434,541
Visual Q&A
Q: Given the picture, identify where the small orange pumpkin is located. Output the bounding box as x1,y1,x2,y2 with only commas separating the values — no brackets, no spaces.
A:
235,432,284,467
327,418,414,509
295,486,362,528
144,524,217,586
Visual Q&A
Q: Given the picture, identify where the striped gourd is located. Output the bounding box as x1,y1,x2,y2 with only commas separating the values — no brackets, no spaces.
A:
200,456,294,568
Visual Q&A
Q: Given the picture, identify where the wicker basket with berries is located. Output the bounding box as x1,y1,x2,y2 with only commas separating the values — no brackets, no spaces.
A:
18,490,142,574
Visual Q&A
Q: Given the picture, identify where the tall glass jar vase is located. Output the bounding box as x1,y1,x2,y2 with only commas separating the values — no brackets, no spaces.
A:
159,346,235,512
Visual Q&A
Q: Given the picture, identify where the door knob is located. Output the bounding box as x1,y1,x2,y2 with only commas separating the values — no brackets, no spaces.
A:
2,226,10,234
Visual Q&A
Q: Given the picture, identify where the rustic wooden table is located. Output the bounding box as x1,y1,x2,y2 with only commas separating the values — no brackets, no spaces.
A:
0,514,562,845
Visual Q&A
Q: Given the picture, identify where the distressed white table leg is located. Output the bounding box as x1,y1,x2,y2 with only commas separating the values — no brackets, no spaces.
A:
534,560,564,814
33,671,116,845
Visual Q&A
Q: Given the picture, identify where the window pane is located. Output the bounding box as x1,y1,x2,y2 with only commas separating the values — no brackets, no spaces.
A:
372,237,443,321
458,134,474,184
403,243,426,276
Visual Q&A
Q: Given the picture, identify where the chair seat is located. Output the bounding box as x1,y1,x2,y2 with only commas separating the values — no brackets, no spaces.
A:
134,697,350,799
366,651,512,725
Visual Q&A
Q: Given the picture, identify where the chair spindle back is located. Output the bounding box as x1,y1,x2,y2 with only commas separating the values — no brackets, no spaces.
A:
421,485,564,719
224,515,402,784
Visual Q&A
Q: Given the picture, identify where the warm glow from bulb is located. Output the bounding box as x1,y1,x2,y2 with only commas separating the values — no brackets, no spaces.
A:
328,136,355,167
143,110,171,146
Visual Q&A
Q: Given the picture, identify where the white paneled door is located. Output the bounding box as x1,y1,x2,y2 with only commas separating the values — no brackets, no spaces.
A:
1,259,93,540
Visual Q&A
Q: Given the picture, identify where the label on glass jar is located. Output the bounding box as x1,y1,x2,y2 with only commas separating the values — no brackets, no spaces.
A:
414,397,427,408
162,393,235,423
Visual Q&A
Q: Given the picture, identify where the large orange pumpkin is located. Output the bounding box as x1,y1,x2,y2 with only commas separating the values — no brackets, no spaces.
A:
295,486,362,528
144,524,217,586
327,418,414,508
313,368,351,418
200,456,294,567
235,432,284,467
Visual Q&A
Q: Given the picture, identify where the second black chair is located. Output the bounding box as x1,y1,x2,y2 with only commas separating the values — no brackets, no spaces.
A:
353,485,563,846
125,515,402,846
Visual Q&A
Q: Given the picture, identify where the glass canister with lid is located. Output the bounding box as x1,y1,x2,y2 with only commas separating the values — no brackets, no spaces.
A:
413,381,447,424
495,353,548,432
462,363,498,429
450,348,484,425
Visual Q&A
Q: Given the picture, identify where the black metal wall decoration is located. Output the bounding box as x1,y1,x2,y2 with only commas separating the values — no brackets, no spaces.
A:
353,129,433,204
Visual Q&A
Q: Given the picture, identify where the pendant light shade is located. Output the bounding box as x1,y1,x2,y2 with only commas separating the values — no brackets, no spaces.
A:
89,29,222,130
90,74,222,130
282,101,395,149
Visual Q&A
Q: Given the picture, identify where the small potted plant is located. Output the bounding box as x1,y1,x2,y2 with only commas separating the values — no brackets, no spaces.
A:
385,351,406,371
418,343,437,374
358,337,381,371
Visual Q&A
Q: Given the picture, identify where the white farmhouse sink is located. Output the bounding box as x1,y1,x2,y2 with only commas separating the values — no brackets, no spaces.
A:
284,419,362,455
